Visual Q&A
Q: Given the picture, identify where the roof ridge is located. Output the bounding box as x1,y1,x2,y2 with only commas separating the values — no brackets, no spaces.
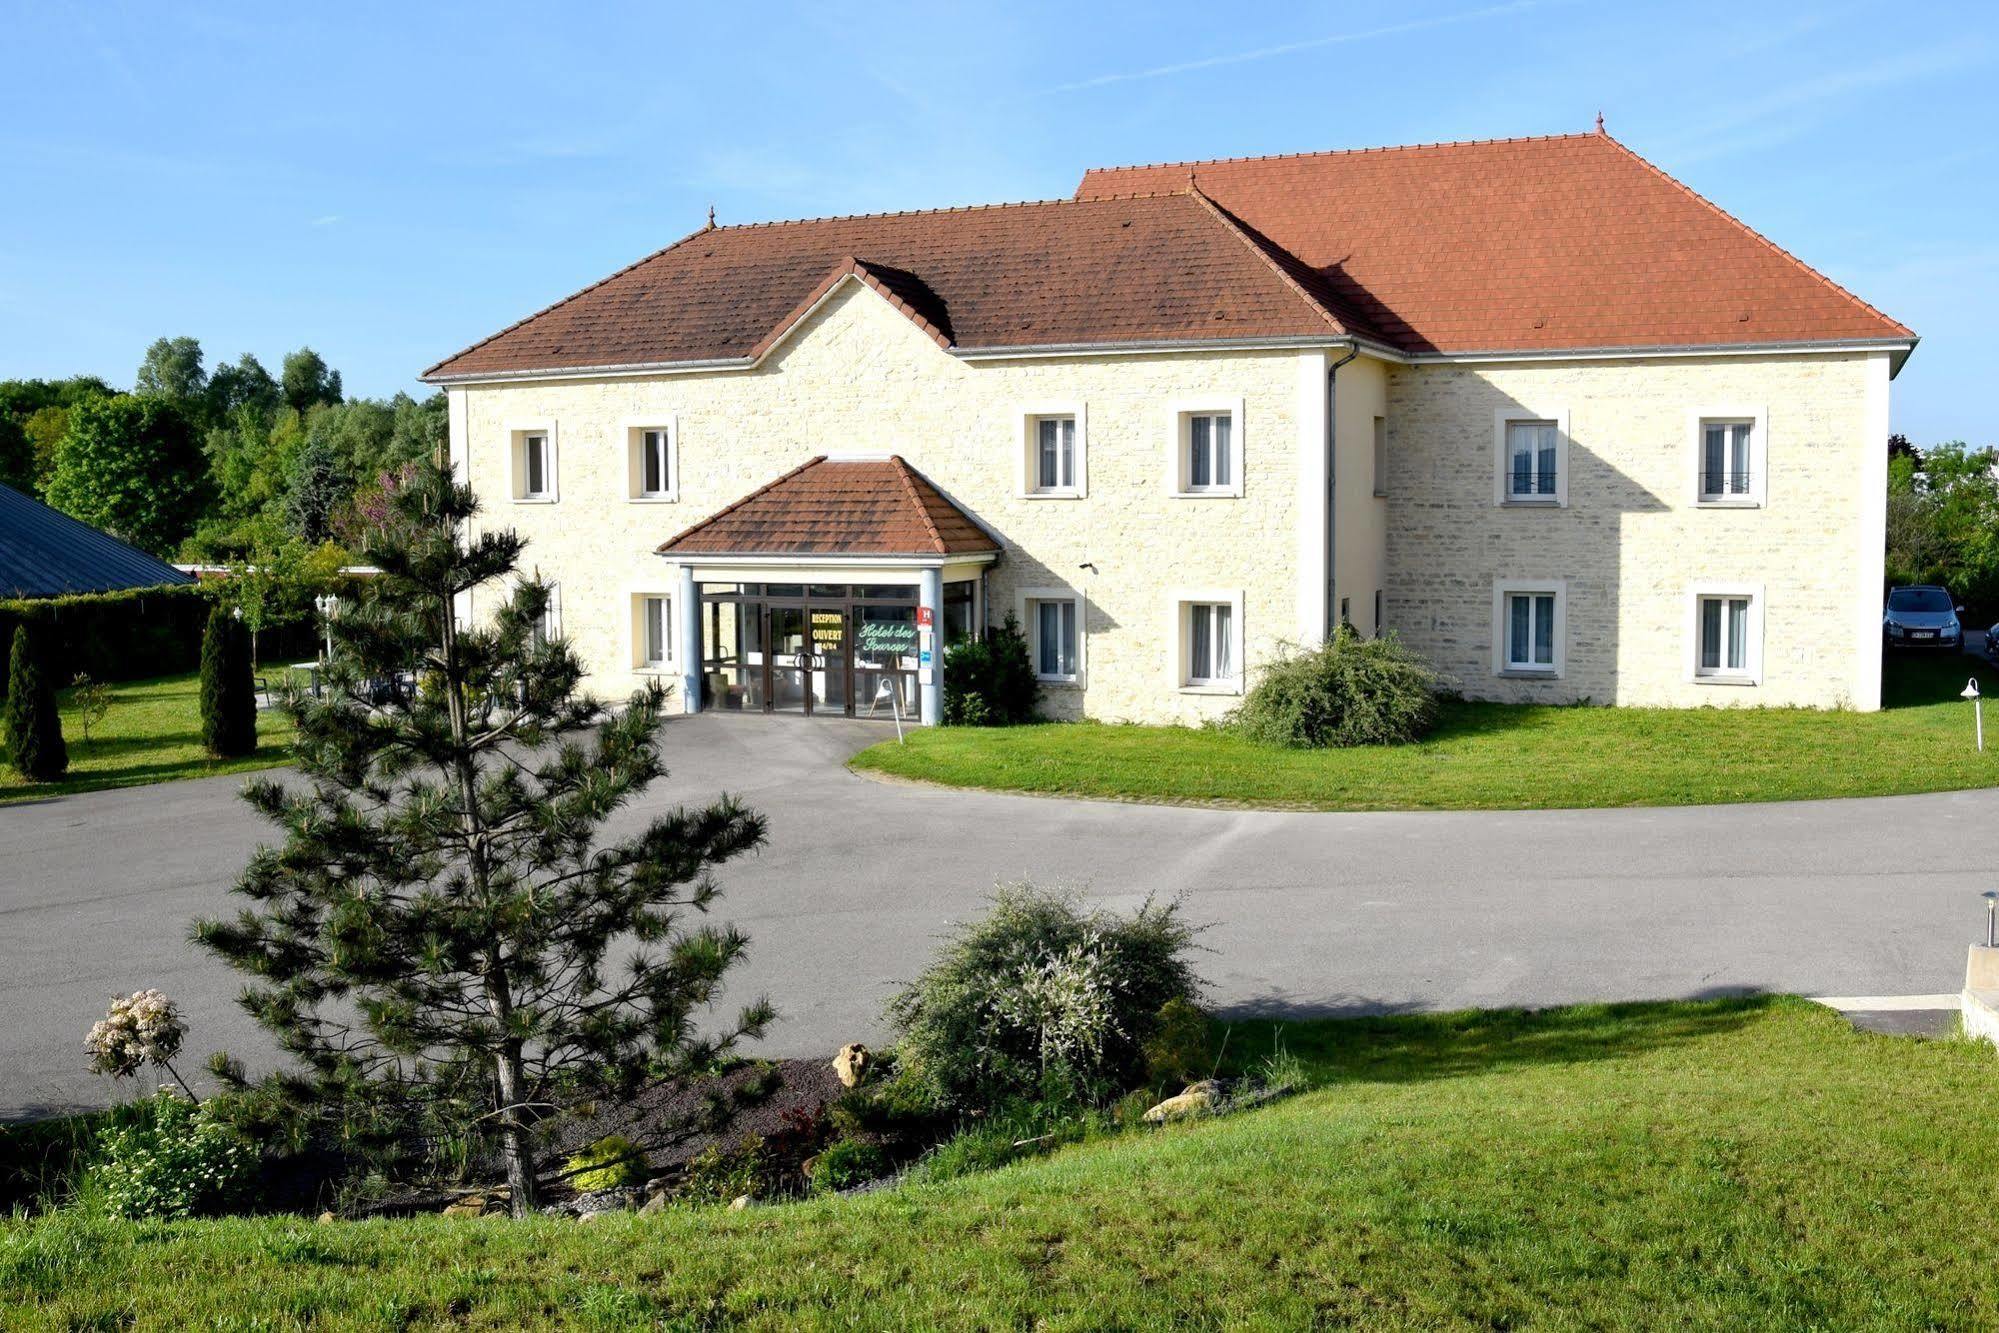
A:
657,455,827,554
1081,130,1604,180
885,456,948,555
421,223,715,380
710,190,1202,233
1594,134,1915,340
1182,185,1350,336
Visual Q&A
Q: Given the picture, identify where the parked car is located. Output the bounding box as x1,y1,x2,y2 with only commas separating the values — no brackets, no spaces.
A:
1984,621,1999,666
1882,585,1963,650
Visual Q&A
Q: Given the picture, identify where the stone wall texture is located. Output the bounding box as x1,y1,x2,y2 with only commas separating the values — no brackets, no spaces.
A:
1383,352,1879,708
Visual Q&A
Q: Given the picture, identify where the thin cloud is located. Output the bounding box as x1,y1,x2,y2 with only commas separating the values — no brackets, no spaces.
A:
1046,1,1550,93
310,214,342,228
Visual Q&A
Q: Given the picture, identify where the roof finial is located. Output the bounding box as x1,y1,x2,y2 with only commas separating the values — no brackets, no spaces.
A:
705,203,716,230
1595,109,1606,135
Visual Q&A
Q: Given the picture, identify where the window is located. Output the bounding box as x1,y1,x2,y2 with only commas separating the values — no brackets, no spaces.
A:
1020,589,1082,682
1169,400,1245,497
532,582,561,646
943,580,977,645
1018,408,1085,498
629,421,678,501
1690,408,1767,507
1688,585,1762,684
1491,579,1566,678
1172,592,1243,692
512,427,556,501
1493,408,1568,507
1372,416,1388,497
637,594,671,669
1374,589,1383,634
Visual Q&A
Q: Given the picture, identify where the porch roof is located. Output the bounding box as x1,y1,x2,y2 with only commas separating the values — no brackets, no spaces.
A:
657,456,1000,560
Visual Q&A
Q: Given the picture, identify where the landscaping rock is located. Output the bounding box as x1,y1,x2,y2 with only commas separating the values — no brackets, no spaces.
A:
544,1186,645,1219
728,1194,750,1211
639,1192,668,1215
832,1043,872,1088
441,1196,488,1218
1142,1080,1219,1124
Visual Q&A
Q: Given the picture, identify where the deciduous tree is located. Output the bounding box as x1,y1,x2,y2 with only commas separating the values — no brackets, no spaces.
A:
43,396,207,555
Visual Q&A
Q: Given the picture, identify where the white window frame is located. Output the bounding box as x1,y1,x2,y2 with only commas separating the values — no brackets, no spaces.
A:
627,417,680,503
1017,586,1084,685
632,592,674,672
510,422,558,503
532,581,562,645
1016,405,1087,499
1688,406,1767,508
1492,407,1569,508
1491,578,1567,678
1167,397,1245,498
1686,583,1763,686
1169,589,1245,695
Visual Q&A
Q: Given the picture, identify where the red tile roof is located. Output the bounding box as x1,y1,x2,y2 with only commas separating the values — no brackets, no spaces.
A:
1077,132,1912,355
656,456,1000,558
424,193,1346,381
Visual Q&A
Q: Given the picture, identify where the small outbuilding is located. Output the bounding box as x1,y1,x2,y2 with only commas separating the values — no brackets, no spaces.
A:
0,483,194,599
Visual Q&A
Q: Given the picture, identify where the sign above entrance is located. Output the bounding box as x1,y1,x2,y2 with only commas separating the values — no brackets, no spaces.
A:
854,619,918,657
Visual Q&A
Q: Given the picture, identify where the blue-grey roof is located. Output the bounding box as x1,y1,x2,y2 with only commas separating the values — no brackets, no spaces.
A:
0,483,196,599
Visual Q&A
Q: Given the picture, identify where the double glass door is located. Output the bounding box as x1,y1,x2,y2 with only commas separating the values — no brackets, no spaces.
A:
765,602,850,716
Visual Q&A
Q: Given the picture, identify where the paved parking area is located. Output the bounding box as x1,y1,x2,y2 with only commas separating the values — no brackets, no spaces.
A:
3,711,1994,1119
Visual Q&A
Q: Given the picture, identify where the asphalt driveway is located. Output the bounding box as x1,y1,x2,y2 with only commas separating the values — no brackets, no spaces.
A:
3,712,1993,1119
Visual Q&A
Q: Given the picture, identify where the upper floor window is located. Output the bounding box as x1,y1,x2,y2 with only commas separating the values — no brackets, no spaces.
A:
628,420,679,502
512,427,556,502
1169,399,1244,498
1493,408,1568,507
1691,408,1767,507
1017,407,1086,498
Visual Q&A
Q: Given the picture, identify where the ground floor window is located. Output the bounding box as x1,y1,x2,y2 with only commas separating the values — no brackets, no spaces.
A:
1492,579,1564,677
1691,586,1761,683
636,594,670,669
1023,593,1080,681
944,580,976,645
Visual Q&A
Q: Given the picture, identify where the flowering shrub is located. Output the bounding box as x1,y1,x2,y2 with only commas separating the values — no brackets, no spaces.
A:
887,884,1202,1111
85,990,186,1080
88,1091,257,1220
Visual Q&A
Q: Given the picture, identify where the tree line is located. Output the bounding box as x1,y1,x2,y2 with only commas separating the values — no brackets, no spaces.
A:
1885,434,1999,619
0,336,444,563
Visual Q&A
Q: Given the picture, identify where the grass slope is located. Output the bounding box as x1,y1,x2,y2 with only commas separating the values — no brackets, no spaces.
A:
5,998,1996,1329
0,672,294,804
854,653,1999,810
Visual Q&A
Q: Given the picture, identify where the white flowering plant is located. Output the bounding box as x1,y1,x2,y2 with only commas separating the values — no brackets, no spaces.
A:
87,1090,257,1220
85,989,195,1097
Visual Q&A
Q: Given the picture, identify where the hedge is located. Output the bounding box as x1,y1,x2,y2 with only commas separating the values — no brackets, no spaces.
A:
0,585,213,698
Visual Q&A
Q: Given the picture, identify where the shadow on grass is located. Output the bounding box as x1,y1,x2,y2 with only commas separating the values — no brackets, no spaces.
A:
1212,992,1777,1087
1881,649,1995,710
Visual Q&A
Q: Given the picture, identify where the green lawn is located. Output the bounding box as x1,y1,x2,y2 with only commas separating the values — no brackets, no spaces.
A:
5,997,1996,1328
853,652,1999,810
0,671,295,804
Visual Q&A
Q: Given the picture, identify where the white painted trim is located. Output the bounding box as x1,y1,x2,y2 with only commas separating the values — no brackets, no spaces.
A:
1166,396,1247,499
1685,582,1765,686
658,551,996,570
1687,406,1768,508
1492,407,1570,508
1017,585,1085,685
1168,588,1246,695
1294,351,1330,644
506,421,558,503
1855,352,1891,711
624,416,681,503
1016,404,1088,499
1491,578,1568,679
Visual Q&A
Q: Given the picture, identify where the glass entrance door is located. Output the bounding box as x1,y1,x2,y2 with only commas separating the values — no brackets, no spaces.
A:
763,603,852,716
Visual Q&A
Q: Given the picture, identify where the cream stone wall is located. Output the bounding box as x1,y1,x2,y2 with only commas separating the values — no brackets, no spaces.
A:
1332,355,1390,636
453,279,1309,725
1383,351,1885,710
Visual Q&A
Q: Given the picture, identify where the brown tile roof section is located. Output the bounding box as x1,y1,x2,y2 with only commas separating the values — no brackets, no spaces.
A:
657,456,999,558
424,194,1347,380
1078,132,1913,355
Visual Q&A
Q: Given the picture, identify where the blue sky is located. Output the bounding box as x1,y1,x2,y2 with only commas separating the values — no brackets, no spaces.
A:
2,1,1992,444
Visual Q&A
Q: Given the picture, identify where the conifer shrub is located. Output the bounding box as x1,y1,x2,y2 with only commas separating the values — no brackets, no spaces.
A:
943,614,1039,725
198,603,257,758
4,623,68,781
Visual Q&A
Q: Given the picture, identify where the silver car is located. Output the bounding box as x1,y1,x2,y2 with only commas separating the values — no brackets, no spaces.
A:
1882,585,1963,650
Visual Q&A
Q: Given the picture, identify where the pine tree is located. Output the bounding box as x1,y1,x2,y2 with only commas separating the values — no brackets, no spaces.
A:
4,624,68,781
194,460,770,1217
198,604,257,758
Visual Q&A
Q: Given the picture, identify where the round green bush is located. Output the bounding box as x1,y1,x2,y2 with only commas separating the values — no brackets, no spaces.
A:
809,1138,889,1193
86,1091,257,1220
563,1134,646,1192
1225,626,1439,748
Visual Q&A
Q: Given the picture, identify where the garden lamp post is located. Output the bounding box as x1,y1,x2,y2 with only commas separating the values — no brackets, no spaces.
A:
1963,677,1983,753
1985,890,1998,949
314,593,340,666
